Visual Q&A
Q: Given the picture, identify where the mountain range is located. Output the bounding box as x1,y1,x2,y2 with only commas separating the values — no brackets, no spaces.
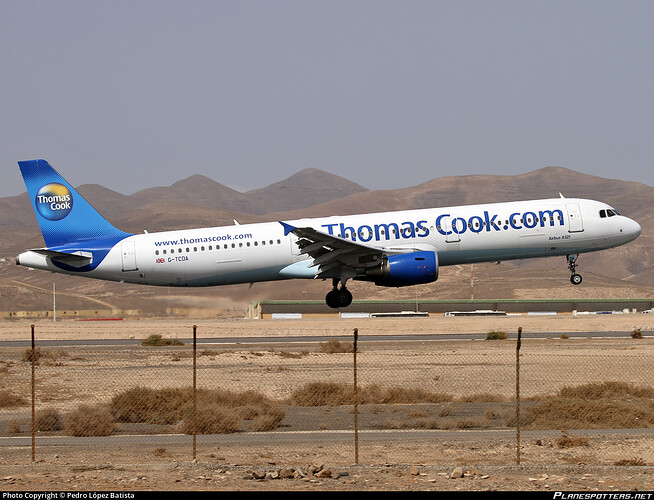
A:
1,166,652,315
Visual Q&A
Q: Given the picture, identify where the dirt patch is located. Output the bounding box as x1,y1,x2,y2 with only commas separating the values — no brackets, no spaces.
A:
1,462,653,491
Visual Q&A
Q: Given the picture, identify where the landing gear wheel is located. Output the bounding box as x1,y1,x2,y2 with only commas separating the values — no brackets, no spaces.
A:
325,290,339,309
325,280,353,308
566,254,582,286
335,288,353,308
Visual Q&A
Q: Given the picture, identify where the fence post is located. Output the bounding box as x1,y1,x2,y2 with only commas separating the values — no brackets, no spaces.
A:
193,324,197,461
353,328,359,465
516,326,522,465
31,324,36,463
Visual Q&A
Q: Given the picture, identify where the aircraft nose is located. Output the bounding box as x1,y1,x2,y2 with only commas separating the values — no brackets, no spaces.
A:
623,217,642,240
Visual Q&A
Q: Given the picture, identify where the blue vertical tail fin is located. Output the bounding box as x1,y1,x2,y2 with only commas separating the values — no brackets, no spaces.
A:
18,159,131,248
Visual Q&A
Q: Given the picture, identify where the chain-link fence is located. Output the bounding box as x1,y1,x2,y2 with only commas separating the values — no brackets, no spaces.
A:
1,324,652,466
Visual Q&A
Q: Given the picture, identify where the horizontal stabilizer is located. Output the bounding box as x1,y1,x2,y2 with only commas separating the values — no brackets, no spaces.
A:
29,248,93,268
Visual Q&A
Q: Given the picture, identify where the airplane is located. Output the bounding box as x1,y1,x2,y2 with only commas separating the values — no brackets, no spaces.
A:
15,159,642,308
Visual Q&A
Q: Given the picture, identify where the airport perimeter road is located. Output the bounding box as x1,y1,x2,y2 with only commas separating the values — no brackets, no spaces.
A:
2,427,653,450
0,330,646,348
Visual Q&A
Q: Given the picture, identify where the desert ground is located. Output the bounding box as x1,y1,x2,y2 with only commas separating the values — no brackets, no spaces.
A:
1,313,653,492
1,311,652,341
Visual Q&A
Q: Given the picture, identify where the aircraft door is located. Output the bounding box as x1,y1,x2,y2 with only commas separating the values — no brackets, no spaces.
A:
289,233,303,256
566,203,584,233
121,241,138,271
440,216,461,243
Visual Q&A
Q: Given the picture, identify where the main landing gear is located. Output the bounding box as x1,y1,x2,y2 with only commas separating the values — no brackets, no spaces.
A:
325,278,353,308
567,254,582,285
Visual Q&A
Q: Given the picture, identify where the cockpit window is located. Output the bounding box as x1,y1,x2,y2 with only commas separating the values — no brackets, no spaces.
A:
599,209,620,218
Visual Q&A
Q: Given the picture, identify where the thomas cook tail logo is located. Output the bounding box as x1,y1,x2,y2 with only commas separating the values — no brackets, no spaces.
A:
35,183,73,221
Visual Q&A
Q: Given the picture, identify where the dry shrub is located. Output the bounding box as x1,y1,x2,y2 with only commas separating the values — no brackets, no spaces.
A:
412,417,440,429
199,349,224,357
631,329,643,339
64,405,117,437
441,416,491,430
524,382,654,429
290,382,352,406
361,384,453,404
382,417,441,430
614,457,647,466
485,330,507,340
289,382,454,406
0,390,27,408
458,393,509,403
111,387,188,424
110,386,284,433
21,348,42,363
6,420,22,434
141,334,184,346
35,408,63,431
557,382,654,400
249,409,285,432
556,434,589,448
317,339,354,353
182,406,241,434
275,350,309,359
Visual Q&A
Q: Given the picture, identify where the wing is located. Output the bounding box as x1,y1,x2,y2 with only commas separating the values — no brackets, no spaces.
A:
279,221,415,279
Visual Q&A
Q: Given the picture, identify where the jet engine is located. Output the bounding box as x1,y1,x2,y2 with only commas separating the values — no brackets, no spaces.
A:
363,251,438,287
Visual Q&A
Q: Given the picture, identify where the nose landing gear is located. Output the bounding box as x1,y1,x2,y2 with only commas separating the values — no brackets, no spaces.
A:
325,278,353,308
567,254,582,285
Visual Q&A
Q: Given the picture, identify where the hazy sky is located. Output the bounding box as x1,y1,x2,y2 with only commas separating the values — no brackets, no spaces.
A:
1,1,652,198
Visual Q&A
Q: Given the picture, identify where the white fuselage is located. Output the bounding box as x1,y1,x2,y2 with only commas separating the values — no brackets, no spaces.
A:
17,197,641,287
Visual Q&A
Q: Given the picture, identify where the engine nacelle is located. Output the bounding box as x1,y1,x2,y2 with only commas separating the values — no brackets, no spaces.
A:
363,251,438,287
